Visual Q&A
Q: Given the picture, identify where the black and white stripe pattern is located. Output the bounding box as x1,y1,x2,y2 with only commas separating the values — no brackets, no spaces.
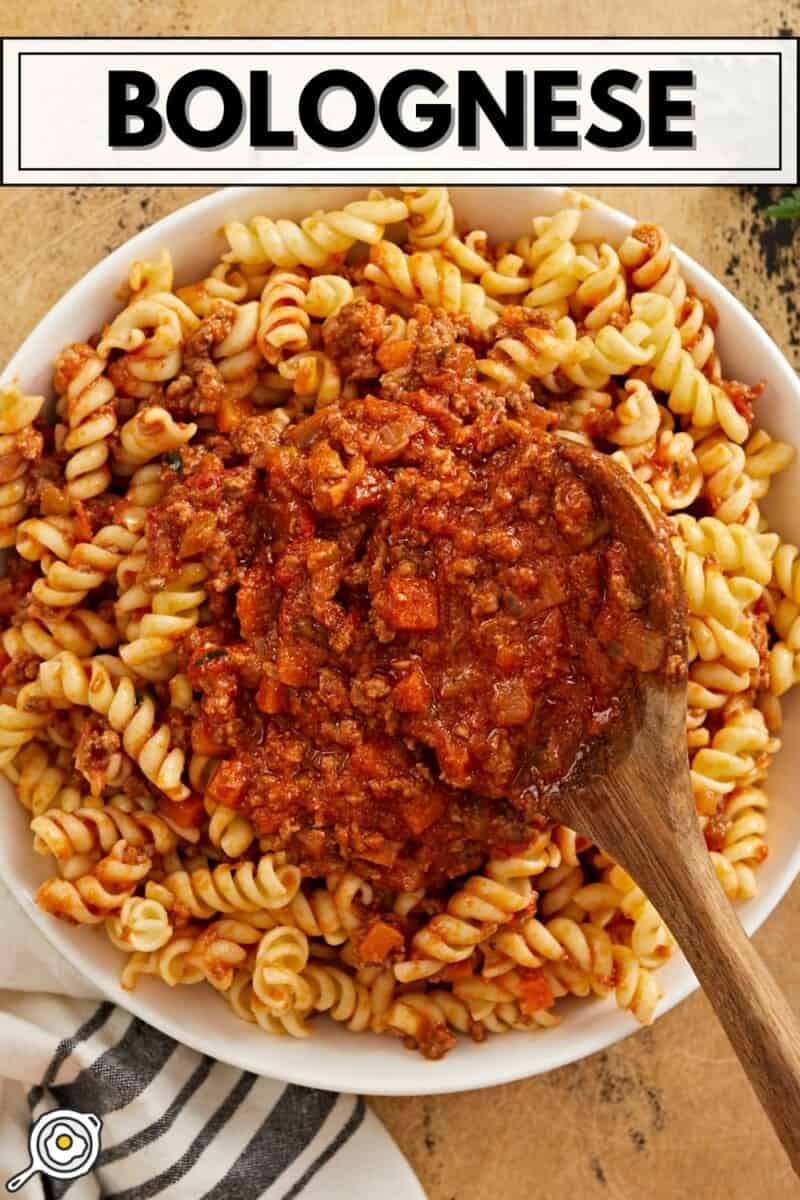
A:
1,995,420,1200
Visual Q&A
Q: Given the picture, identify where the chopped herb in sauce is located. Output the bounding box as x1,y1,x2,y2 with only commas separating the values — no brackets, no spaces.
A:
196,648,227,665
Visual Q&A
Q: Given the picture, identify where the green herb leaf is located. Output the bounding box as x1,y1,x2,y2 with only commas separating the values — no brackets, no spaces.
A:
764,188,800,221
166,450,184,473
196,648,227,666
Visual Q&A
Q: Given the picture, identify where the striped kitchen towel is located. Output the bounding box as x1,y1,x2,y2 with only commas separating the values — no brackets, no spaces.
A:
0,880,424,1199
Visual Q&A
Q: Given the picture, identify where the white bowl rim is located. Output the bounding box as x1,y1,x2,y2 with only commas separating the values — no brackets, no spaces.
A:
2,184,799,1096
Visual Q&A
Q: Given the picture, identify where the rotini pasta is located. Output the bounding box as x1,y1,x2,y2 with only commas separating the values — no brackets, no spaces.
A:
223,192,409,269
31,802,178,861
55,345,118,502
114,406,197,473
394,835,554,984
147,853,301,918
0,385,44,548
364,241,497,328
36,840,152,923
515,209,594,314
402,186,455,250
37,651,189,800
251,925,311,1013
106,895,173,953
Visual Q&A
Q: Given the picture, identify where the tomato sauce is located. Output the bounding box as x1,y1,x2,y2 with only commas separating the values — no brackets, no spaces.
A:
147,305,669,889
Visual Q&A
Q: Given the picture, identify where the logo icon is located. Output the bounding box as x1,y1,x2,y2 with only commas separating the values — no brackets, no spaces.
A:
5,1109,102,1193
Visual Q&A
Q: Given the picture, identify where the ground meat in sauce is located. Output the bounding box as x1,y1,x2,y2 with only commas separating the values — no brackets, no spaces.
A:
144,304,668,891
74,715,122,799
162,307,236,420
322,299,389,381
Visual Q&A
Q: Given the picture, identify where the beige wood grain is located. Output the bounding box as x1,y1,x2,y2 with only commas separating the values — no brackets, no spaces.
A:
2,2,800,1196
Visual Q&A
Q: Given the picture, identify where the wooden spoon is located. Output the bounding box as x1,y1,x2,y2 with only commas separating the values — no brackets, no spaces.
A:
551,440,800,1176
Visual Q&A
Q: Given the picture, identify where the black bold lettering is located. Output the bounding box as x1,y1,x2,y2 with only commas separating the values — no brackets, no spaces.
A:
299,70,376,149
586,70,643,150
108,71,162,147
649,70,695,148
458,70,525,149
250,71,295,148
166,70,243,149
379,70,451,149
534,71,580,148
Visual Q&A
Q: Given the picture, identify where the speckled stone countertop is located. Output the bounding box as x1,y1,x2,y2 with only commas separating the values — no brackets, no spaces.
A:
3,2,800,1196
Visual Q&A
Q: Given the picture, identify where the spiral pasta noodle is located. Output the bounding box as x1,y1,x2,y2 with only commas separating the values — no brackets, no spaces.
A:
604,866,675,968
571,242,628,330
114,406,197,473
633,293,749,443
515,209,594,313
31,802,178,861
120,563,208,678
121,926,206,989
37,651,189,800
3,607,118,664
364,242,497,328
402,186,455,250
101,296,196,402
223,193,409,269
478,315,591,387
205,795,256,858
107,895,173,953
268,873,374,946
55,344,118,502
618,222,688,314
394,833,554,984
251,925,311,1013
256,269,311,364
212,299,262,387
147,853,302,918
36,840,152,923
0,385,44,548
277,350,342,409
10,742,88,816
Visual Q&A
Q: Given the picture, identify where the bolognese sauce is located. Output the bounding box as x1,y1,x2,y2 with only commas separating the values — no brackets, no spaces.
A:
145,304,671,890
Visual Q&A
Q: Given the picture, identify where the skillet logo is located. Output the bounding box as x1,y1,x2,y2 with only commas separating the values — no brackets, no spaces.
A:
5,1109,103,1193
1,37,797,184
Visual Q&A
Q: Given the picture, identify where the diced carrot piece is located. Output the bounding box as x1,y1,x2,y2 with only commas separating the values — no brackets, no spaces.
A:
441,955,478,982
518,968,556,1014
392,663,432,714
403,790,445,835
178,512,218,559
357,841,400,867
205,759,248,806
72,501,93,544
159,793,206,830
217,393,253,432
277,643,311,688
375,339,414,370
256,676,287,715
191,723,228,756
236,591,260,637
359,921,404,963
348,742,385,778
379,574,439,632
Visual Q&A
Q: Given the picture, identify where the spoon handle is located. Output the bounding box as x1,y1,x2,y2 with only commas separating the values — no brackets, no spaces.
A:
609,801,800,1176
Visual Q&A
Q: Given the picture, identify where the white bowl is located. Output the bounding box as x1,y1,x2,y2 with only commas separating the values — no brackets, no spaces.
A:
2,186,799,1096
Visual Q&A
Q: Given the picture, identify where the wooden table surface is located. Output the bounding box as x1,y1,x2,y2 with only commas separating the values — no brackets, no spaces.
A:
3,3,800,1197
